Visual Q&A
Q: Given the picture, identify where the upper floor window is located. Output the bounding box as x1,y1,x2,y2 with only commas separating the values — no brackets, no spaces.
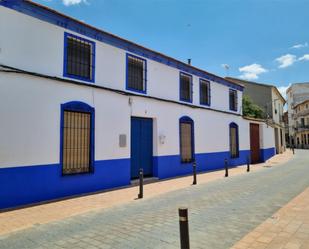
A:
61,101,95,175
200,79,211,106
126,54,147,93
180,72,192,102
229,89,238,111
63,32,95,82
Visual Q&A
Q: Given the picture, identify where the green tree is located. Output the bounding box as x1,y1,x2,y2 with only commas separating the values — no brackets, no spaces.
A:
242,95,264,119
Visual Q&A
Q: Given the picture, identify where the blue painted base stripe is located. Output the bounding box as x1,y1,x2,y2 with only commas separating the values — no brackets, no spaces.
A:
260,147,276,162
0,148,275,210
0,159,130,210
154,148,276,179
154,150,251,179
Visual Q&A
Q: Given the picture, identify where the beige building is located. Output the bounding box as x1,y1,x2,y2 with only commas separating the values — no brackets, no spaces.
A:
293,100,309,148
227,78,286,154
286,83,309,147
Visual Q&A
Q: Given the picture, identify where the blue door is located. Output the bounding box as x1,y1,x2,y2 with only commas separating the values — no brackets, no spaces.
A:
131,117,153,179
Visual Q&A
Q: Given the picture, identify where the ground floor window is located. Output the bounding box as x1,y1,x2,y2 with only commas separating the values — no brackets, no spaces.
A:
180,116,194,163
230,122,239,158
61,101,95,175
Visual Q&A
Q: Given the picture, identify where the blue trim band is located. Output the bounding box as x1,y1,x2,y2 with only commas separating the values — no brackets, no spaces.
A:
199,78,211,106
179,72,193,103
0,0,243,91
125,53,147,94
229,88,238,111
63,32,96,83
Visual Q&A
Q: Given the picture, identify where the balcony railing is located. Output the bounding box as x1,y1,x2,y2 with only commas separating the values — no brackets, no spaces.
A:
293,109,309,118
296,125,309,132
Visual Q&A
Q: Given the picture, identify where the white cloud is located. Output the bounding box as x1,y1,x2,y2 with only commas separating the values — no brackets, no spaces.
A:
238,63,268,80
277,84,291,100
275,54,297,68
290,42,308,49
299,54,309,61
62,0,87,6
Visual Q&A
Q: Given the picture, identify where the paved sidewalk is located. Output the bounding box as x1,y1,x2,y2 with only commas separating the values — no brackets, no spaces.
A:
0,149,307,249
231,187,309,249
0,151,292,236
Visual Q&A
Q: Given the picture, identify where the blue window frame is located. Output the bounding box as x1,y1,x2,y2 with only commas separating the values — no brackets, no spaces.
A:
179,116,195,163
229,122,239,158
126,53,147,94
200,79,211,106
63,32,96,83
60,101,95,175
180,72,193,103
229,89,238,111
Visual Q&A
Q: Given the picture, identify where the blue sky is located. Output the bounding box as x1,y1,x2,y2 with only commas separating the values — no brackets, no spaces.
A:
35,0,309,96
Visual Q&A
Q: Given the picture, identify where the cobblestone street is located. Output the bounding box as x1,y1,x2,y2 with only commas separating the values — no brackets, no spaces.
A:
0,150,308,249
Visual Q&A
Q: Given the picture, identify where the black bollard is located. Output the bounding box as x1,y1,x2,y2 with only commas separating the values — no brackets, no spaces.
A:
247,155,250,172
292,145,295,155
224,158,228,177
138,168,143,199
178,207,190,249
192,161,197,185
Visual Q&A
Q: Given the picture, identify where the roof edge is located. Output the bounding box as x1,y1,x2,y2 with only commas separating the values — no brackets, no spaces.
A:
226,77,286,103
0,0,244,90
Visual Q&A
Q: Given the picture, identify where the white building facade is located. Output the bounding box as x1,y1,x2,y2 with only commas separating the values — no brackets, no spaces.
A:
0,0,276,210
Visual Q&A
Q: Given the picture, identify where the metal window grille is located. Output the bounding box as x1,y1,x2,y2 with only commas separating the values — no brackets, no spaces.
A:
127,56,146,91
63,111,91,175
66,36,94,80
229,89,237,111
180,73,192,101
230,127,238,158
200,80,210,105
180,122,192,162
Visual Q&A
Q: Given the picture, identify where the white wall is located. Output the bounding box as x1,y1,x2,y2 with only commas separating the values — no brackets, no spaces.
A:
271,88,284,126
0,6,242,116
260,123,276,149
0,73,273,168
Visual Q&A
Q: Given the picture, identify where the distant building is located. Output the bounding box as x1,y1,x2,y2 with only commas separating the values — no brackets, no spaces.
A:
283,111,289,146
291,100,309,148
286,83,309,147
227,78,286,154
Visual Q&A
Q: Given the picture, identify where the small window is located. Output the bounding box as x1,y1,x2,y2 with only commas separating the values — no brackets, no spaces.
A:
200,79,210,106
61,102,94,175
126,54,147,93
180,73,192,102
64,33,95,82
229,89,238,111
229,122,239,158
180,117,194,163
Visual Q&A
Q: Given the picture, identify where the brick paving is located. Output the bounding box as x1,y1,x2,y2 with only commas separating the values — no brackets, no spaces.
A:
0,150,292,236
1,150,308,249
231,187,309,249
